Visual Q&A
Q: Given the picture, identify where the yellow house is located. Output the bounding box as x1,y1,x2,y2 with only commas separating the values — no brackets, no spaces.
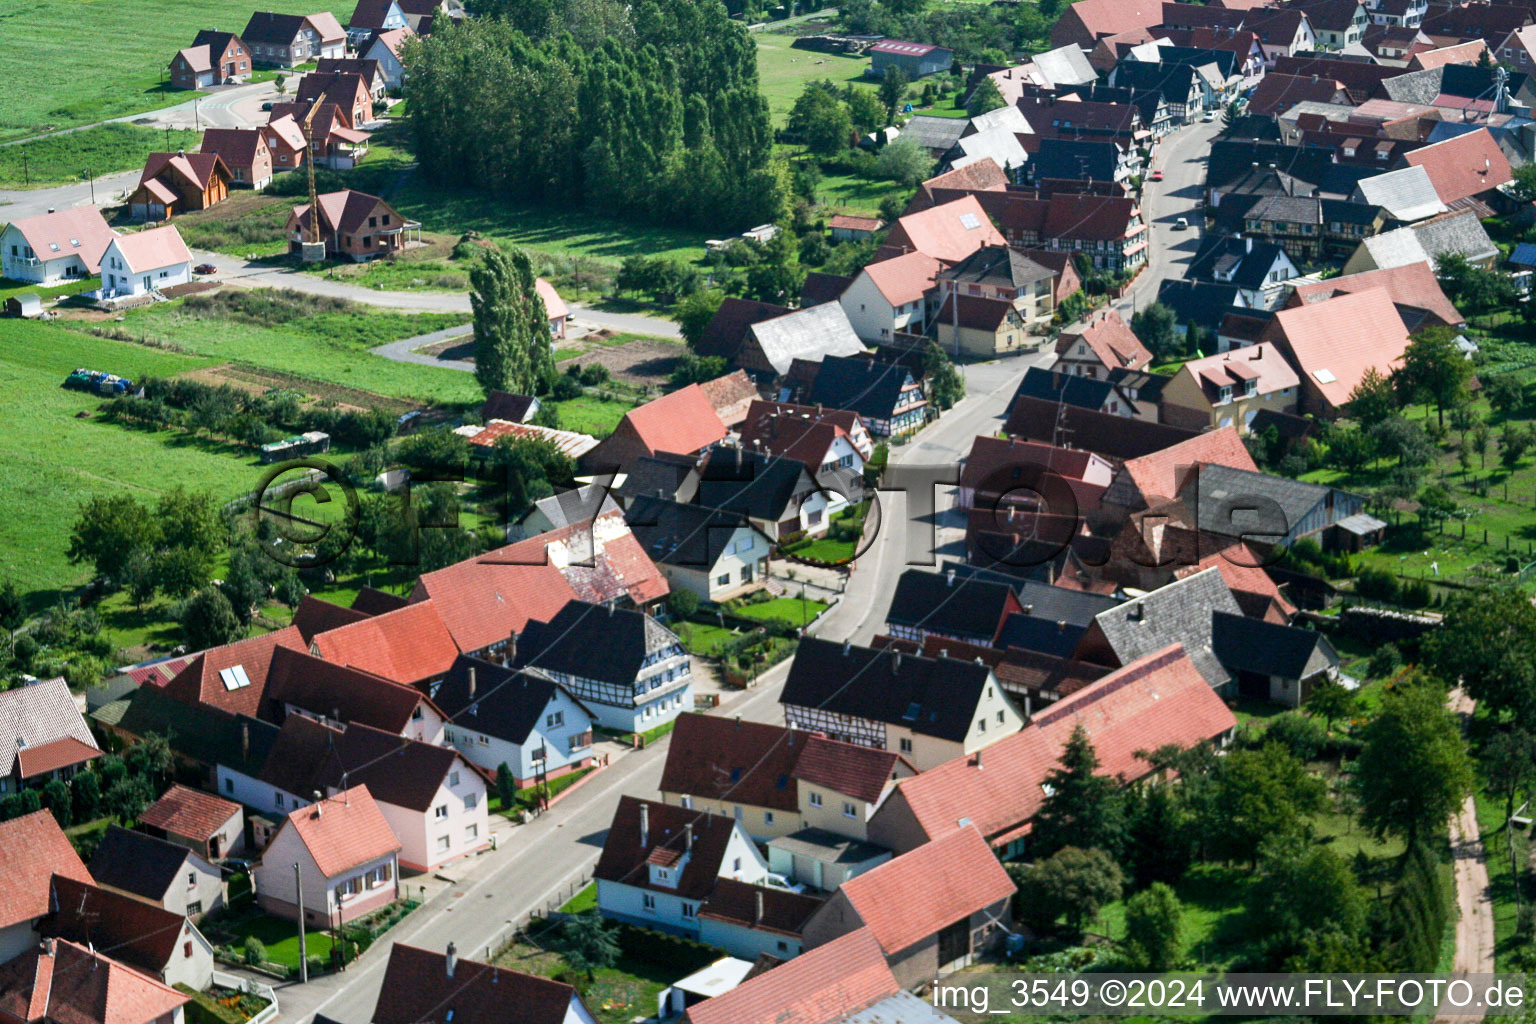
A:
1160,343,1301,434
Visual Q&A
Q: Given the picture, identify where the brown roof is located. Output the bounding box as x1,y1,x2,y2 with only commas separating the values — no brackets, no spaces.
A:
0,812,92,930
290,595,370,642
695,298,791,361
310,600,460,686
265,645,434,734
42,877,189,977
1287,260,1462,328
961,435,1108,496
829,215,885,232
139,784,241,842
659,714,802,812
199,129,267,172
800,272,853,307
596,797,743,900
884,645,1236,846
1401,127,1513,204
1005,396,1202,460
160,625,307,717
0,939,187,1024
885,196,1005,264
913,159,1011,210
739,414,846,472
1407,38,1489,68
698,370,760,430
373,944,579,1024
696,878,823,938
317,723,468,813
1056,308,1152,371
681,928,898,1024
789,735,900,805
172,45,213,74
833,827,1014,955
1265,287,1411,409
17,738,102,780
139,151,226,192
293,190,400,238
1246,73,1347,118
280,786,400,877
931,293,1016,332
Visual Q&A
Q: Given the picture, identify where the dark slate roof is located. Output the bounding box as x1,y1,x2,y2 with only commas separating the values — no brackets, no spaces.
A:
782,637,995,742
1211,610,1338,679
885,568,1017,641
1004,396,1203,459
1188,237,1293,290
943,246,1055,289
616,452,700,504
1155,44,1238,78
242,11,309,45
995,615,1088,658
1090,567,1242,688
1112,61,1201,105
432,657,577,746
806,356,916,422
1186,464,1334,539
1108,367,1171,403
316,722,465,812
516,600,680,688
696,448,815,521
115,685,277,777
801,272,853,307
1012,366,1116,411
352,586,408,615
481,391,538,422
625,496,761,572
86,827,191,901
1155,279,1250,330
900,115,970,154
1012,579,1120,624
1031,138,1122,184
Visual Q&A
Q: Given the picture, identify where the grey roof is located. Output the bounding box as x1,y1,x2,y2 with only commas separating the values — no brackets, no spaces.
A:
843,993,964,1024
943,245,1054,289
1032,137,1121,184
1354,211,1498,270
1187,464,1334,540
1351,166,1446,223
525,483,619,531
1246,194,1322,225
747,303,867,376
88,826,196,901
1189,237,1294,291
0,677,97,780
1278,101,1357,125
1211,610,1339,680
626,495,761,570
900,115,968,154
616,452,699,503
1378,66,1442,105
1030,43,1098,87
765,826,889,865
1336,511,1388,535
1090,567,1241,688
952,126,1028,174
967,105,1031,136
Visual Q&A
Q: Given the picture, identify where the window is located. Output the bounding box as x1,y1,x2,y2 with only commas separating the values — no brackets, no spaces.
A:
463,793,477,811
437,835,451,852
777,940,789,952
842,802,857,818
733,857,742,872
188,871,198,888
449,771,460,787
682,902,696,918
717,573,730,586
643,894,657,911
808,791,823,807
412,706,424,721
274,793,285,809
978,717,987,732
224,778,234,794
997,710,1005,724
184,940,194,958
434,804,449,820
546,711,564,728
899,738,913,753
764,811,775,825
465,824,478,841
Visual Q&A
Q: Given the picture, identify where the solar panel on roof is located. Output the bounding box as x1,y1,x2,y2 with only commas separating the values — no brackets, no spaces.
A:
1313,368,1338,384
959,212,981,229
219,665,251,690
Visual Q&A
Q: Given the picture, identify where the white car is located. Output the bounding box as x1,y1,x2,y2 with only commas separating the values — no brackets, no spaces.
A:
1174,217,1189,230
1201,111,1217,122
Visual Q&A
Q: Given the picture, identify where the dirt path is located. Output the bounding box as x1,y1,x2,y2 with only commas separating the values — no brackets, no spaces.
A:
1442,687,1495,1021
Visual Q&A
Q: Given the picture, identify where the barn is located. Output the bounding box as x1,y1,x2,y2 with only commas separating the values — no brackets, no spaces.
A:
867,40,953,79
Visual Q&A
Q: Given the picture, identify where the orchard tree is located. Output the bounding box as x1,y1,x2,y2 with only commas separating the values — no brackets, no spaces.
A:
1122,882,1182,970
1206,743,1326,865
471,246,554,399
844,87,886,135
180,587,244,651
674,289,725,349
875,137,934,186
1482,727,1536,827
878,66,909,120
67,494,159,583
1356,675,1473,844
787,82,852,156
1304,678,1360,732
1253,835,1366,960
1397,328,1473,427
1346,367,1396,427
1426,591,1536,717
1012,846,1123,935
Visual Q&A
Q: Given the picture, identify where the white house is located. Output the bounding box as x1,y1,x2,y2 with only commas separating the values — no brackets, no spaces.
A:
348,1,409,48
0,207,116,286
432,658,596,788
253,786,401,926
839,251,941,344
99,225,192,299
362,29,411,90
625,497,773,602
595,798,773,940
88,826,224,921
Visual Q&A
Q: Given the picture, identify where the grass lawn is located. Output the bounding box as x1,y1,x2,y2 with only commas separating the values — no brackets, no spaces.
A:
226,912,334,969
169,191,297,259
0,0,357,141
0,277,96,305
513,766,597,810
1096,862,1264,969
558,882,597,915
675,621,740,657
0,124,202,189
755,36,874,126
815,169,894,218
786,535,858,563
74,298,478,404
0,322,280,600
549,394,636,437
1475,786,1528,969
733,596,828,628
495,930,717,1024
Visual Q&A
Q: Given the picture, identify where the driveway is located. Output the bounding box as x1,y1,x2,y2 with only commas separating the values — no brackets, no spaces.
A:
1446,687,1495,1020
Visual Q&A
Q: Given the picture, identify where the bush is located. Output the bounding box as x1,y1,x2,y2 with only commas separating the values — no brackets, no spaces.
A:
243,938,266,966
1265,714,1328,762
1355,568,1400,603
1400,579,1433,609
1368,643,1403,679
578,364,609,386
667,589,700,620
552,376,583,401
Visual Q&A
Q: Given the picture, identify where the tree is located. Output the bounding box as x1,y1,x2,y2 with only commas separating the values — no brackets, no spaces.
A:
844,88,886,135
1483,728,1536,826
155,486,224,563
878,66,909,120
1369,416,1434,470
966,75,1007,117
561,911,620,980
1416,483,1456,531
667,588,700,620
1346,367,1396,427
1031,725,1125,858
471,247,554,399
1486,375,1524,417
72,770,101,822
1304,677,1360,732
1511,162,1536,203
1470,421,1492,470
1130,303,1179,361
67,493,159,583
922,342,966,410
1013,846,1123,934
180,587,243,651
788,82,853,156
1122,882,1182,971
1253,834,1366,960
1123,783,1193,889
1502,422,1533,469
41,779,71,829
874,137,934,186
1398,329,1473,427
496,763,517,809
1205,743,1326,865
1323,425,1374,475
101,774,153,822
0,580,22,654
675,289,725,349
671,353,729,387
1425,591,1536,718
1356,675,1473,844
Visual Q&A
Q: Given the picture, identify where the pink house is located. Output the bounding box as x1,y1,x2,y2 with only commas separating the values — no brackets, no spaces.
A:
252,786,400,926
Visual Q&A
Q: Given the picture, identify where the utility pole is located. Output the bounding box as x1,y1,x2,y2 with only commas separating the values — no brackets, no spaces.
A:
194,97,200,131
85,169,95,206
22,150,29,187
294,863,308,983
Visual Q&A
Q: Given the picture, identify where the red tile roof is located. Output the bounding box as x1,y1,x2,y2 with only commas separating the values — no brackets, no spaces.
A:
139,784,241,842
1057,309,1152,372
1180,343,1301,402
1407,38,1489,69
625,384,729,456
17,738,102,780
1059,0,1164,41
885,196,1006,264
790,735,900,805
1114,426,1257,505
160,626,307,717
834,826,1014,955
0,811,92,930
1288,261,1462,328
696,878,823,938
681,928,898,1024
410,544,578,655
109,225,193,273
0,939,188,1024
882,645,1237,846
1176,547,1297,620
3,208,116,276
282,786,400,878
310,601,460,685
829,215,885,232
290,595,370,642
1266,287,1411,410
698,371,760,430
1402,127,1513,204
860,251,943,306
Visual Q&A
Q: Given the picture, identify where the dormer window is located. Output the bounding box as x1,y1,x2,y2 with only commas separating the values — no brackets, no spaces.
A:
1218,384,1233,404
1244,379,1257,397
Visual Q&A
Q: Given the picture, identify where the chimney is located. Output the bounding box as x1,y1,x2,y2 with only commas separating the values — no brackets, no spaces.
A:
446,942,458,978
41,938,54,957
893,652,903,674
842,640,851,655
975,749,984,769
468,665,476,698
735,713,742,728
241,723,250,761
1057,619,1068,632
1245,236,1252,253
639,804,650,848
754,890,764,924
685,823,694,851
1252,344,1263,359
47,207,55,215
946,568,956,587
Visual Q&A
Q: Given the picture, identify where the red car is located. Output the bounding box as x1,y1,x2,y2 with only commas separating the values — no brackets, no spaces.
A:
194,263,217,275
1149,169,1165,182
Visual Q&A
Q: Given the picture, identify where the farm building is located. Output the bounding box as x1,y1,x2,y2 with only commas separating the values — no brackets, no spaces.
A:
867,40,953,79
5,294,43,319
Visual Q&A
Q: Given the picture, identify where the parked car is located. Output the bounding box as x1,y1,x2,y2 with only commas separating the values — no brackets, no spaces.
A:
261,102,274,111
1174,217,1188,230
1201,111,1216,122
194,263,217,275
1150,169,1164,182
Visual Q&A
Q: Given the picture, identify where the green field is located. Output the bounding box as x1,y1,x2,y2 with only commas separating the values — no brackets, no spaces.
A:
0,124,202,189
733,596,829,628
0,322,260,599
755,36,875,126
0,0,357,142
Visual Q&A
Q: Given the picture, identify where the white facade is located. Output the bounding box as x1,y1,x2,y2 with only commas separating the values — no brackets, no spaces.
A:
0,921,38,966
443,685,594,785
366,762,489,872
597,824,769,938
99,237,190,298
364,38,408,89
659,525,772,603
839,272,927,344
0,223,96,286
697,917,804,961
155,852,224,921
159,921,216,990
253,826,398,926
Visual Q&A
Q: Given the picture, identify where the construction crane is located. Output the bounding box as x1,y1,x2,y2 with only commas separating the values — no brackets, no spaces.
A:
298,98,326,262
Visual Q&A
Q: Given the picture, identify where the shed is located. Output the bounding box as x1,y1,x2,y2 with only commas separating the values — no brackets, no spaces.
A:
5,294,42,319
867,40,954,79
